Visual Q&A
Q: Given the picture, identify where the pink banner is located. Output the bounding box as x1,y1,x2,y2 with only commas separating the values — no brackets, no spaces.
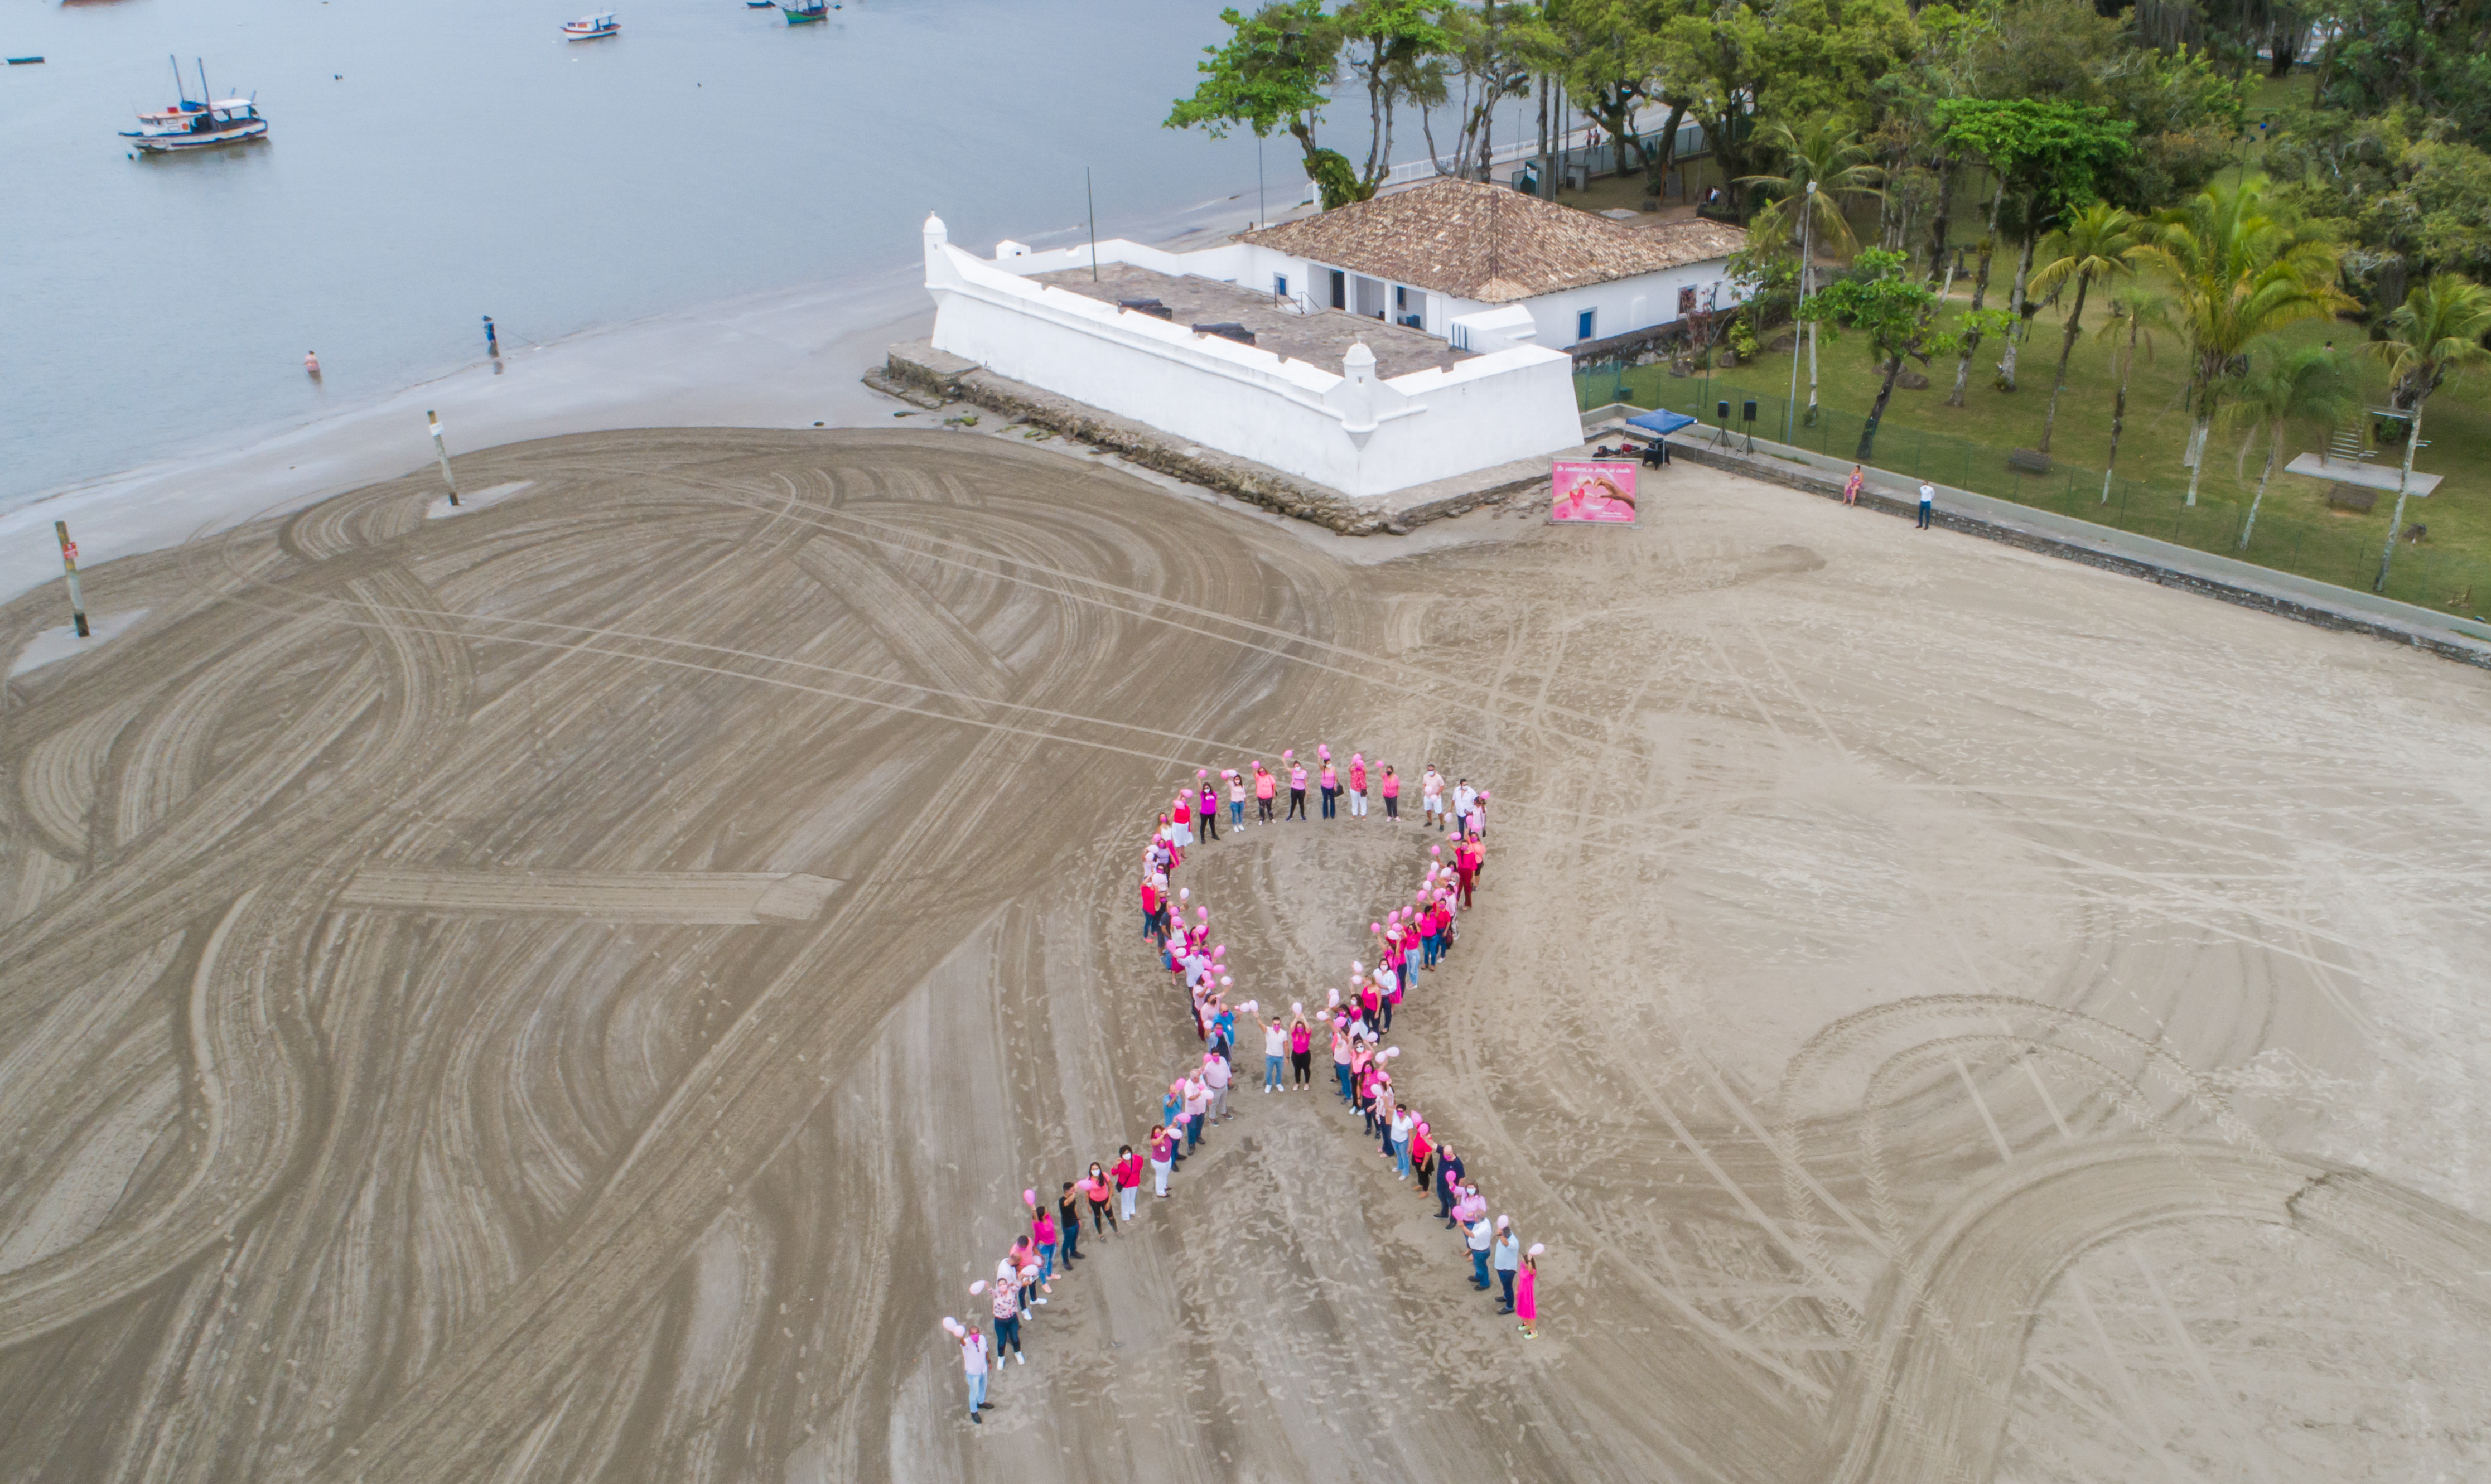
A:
1549,461,1639,524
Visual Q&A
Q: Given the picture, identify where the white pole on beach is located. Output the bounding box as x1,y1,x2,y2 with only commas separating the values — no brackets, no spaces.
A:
1086,167,1099,283
55,521,89,639
428,410,460,506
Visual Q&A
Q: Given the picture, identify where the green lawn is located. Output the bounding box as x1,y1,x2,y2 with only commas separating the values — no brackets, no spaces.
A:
1583,288,2491,617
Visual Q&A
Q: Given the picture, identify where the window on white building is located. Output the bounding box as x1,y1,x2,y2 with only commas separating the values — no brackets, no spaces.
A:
1273,273,1290,300
1576,308,1597,344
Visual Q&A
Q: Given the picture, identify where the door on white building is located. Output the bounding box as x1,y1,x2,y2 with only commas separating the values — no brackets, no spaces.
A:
1353,275,1388,319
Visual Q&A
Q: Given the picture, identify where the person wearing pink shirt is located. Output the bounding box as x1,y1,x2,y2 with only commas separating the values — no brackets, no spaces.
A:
1286,761,1309,821
1112,1145,1143,1221
1346,752,1368,818
1253,763,1277,823
1197,779,1220,840
1380,763,1401,821
1148,1123,1175,1197
1318,758,1339,819
1031,1207,1059,1288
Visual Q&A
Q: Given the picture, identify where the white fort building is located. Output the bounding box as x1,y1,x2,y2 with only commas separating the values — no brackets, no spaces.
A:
901,178,1746,520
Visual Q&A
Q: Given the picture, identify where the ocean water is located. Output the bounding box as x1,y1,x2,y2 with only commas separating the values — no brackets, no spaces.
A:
0,0,1293,505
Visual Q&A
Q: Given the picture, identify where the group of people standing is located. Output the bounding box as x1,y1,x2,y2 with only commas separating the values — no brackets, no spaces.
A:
942,746,1538,1427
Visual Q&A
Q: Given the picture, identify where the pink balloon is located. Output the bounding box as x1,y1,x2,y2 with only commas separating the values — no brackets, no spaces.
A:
1197,768,1208,778
1282,748,1294,760
1197,907,1209,921
1370,922,1382,933
1212,945,1226,958
1023,1188,1036,1207
1480,790,1491,800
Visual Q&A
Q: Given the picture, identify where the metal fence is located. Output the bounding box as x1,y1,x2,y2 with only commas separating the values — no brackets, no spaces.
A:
1577,361,2490,618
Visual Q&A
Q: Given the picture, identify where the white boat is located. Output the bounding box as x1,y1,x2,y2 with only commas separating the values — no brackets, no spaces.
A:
562,12,620,38
122,58,266,153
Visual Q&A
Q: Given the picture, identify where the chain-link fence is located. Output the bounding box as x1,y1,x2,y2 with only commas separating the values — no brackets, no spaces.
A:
1576,360,2489,618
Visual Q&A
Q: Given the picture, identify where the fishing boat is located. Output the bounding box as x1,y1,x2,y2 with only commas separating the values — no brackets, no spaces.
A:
780,1,827,20
561,12,620,38
122,58,266,153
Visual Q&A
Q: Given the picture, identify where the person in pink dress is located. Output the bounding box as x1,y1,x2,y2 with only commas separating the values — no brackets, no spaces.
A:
1517,1244,1542,1337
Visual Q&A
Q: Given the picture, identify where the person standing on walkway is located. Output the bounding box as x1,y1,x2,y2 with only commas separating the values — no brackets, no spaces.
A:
1261,1012,1287,1091
1254,763,1277,824
305,350,321,377
1518,1245,1542,1338
1466,1210,1495,1290
1493,1220,1521,1312
1287,758,1309,820
483,315,498,355
1148,1123,1174,1196
951,1317,991,1419
1319,757,1339,819
1842,465,1863,505
1348,753,1368,818
1917,481,1934,529
1113,1144,1142,1222
1382,765,1401,821
1198,775,1220,841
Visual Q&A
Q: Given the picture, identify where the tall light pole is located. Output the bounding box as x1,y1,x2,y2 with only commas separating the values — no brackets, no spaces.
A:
1786,181,1814,443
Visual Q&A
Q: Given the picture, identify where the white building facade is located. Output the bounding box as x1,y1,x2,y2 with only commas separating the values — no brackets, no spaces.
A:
921,217,1585,499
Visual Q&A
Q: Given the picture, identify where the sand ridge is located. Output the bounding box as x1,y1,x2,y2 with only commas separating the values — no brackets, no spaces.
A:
0,428,2486,1482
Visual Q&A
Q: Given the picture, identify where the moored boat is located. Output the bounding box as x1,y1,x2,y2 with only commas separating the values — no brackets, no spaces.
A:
121,58,266,153
562,12,620,38
781,1,827,20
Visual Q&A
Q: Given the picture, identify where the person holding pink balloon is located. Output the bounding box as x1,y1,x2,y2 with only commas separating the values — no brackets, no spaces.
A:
1196,772,1220,840
1347,752,1368,818
1318,755,1339,819
1030,1195,1059,1288
1517,1244,1543,1337
1253,762,1276,823
1286,754,1309,821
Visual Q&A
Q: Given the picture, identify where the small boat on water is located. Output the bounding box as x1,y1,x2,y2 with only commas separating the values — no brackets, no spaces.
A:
562,12,620,38
122,57,266,153
781,1,827,20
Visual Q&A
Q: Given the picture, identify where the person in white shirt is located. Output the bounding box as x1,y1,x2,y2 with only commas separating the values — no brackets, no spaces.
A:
1182,1074,1211,1151
1390,1104,1416,1178
1203,1051,1232,1123
952,1318,990,1421
1916,481,1935,529
1466,1212,1495,1290
1261,1016,1287,1091
1422,766,1446,819
1452,780,1477,820
1491,1220,1522,1313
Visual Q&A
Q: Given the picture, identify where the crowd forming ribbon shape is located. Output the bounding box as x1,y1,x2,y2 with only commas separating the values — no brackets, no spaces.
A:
939,745,1545,1423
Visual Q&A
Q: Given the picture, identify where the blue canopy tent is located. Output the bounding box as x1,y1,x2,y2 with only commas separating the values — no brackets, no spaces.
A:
1625,410,1696,438
1620,409,1696,467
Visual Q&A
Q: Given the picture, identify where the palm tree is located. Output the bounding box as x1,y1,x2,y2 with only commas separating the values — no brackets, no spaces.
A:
2026,202,2145,456
2134,180,2347,506
1739,120,1884,427
2216,345,2358,552
2093,286,2173,504
2360,272,2491,592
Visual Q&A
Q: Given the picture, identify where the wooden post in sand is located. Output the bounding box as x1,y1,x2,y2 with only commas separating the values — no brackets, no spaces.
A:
55,521,88,639
428,410,460,506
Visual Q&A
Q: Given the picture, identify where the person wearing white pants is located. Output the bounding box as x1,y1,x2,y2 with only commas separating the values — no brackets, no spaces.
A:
1149,1124,1174,1197
1113,1144,1141,1222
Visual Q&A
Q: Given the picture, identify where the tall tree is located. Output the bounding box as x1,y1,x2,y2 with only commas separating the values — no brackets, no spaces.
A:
1166,2,1360,207
1935,98,2135,394
1740,120,1885,423
2217,345,2359,552
2025,202,2146,453
2359,272,2491,591
1552,0,1668,177
1423,1,1553,180
2092,286,2174,502
1798,249,1939,461
2136,179,2348,505
1336,0,1464,192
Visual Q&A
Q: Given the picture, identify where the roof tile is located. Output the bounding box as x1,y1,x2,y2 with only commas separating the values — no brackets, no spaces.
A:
1241,178,1745,303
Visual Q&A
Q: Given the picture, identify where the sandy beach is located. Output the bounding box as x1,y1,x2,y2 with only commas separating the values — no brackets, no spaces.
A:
2,423,2487,1482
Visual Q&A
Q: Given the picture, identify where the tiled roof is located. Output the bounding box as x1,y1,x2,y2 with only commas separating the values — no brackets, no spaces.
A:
1240,178,1746,303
